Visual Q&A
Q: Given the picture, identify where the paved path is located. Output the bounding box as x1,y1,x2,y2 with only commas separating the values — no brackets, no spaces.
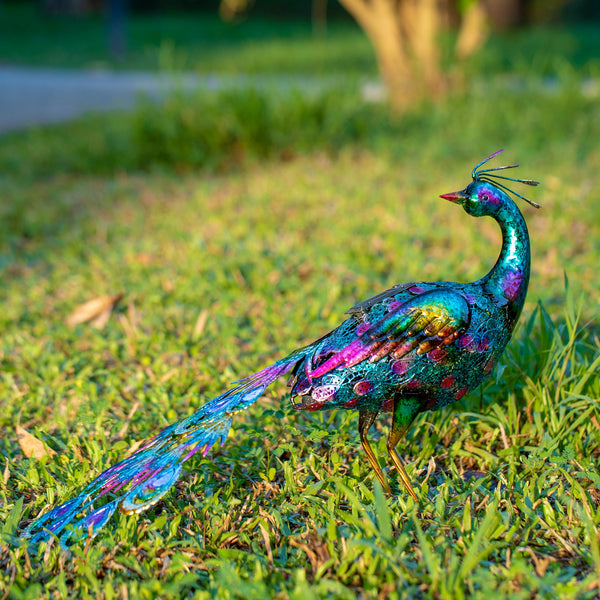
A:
0,66,337,134
4,66,594,136
0,66,234,133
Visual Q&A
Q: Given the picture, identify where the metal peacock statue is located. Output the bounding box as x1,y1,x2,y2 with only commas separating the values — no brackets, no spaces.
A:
25,151,539,544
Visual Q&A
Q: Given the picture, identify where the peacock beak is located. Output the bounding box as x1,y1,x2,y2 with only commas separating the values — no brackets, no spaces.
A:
440,189,469,204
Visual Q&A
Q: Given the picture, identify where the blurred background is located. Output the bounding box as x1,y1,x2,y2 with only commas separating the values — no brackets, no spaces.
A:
0,0,598,311
1,0,599,132
0,0,598,312
0,0,599,341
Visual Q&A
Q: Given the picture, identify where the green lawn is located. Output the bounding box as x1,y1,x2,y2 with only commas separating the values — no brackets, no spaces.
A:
1,7,600,600
0,3,374,76
1,3,599,77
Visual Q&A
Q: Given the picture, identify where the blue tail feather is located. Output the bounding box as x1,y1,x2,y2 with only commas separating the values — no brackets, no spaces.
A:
24,353,305,545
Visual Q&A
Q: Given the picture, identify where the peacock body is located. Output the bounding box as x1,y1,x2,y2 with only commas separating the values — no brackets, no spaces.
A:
24,151,539,544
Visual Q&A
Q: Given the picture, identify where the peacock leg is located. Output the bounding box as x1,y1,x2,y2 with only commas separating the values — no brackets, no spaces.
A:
386,397,421,501
358,410,391,493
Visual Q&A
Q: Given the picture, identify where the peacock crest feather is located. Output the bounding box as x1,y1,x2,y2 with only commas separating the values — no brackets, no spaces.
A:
472,149,541,208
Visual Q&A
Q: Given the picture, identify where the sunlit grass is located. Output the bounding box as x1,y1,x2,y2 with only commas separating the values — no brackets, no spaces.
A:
0,7,599,597
1,149,599,597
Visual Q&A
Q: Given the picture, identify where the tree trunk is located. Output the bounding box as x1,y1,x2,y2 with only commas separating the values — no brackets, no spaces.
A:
455,1,488,59
338,0,486,111
339,0,416,111
398,0,443,95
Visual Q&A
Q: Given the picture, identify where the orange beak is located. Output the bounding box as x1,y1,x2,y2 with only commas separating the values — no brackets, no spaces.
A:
440,190,468,203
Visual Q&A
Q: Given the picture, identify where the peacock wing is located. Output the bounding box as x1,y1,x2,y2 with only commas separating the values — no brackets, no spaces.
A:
310,289,471,378
345,283,413,318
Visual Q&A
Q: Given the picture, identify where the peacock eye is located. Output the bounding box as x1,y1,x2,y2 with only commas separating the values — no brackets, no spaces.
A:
481,194,489,202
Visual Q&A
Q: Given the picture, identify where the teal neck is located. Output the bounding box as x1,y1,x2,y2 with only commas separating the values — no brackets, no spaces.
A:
479,201,531,324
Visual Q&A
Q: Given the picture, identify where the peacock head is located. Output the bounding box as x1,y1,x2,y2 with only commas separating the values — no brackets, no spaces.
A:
440,150,540,217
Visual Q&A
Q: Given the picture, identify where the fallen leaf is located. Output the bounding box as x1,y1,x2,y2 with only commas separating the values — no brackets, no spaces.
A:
115,401,141,440
16,425,56,460
3,457,9,484
132,252,155,265
66,293,123,329
125,438,145,457
193,309,209,340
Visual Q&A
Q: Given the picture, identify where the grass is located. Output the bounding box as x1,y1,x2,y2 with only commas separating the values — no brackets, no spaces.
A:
1,3,599,77
1,149,599,597
1,6,600,599
0,3,373,76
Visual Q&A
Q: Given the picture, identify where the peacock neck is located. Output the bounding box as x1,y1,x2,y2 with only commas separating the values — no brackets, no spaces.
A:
478,201,531,325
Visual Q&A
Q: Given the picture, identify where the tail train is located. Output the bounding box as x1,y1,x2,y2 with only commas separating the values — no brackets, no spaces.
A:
24,350,307,545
